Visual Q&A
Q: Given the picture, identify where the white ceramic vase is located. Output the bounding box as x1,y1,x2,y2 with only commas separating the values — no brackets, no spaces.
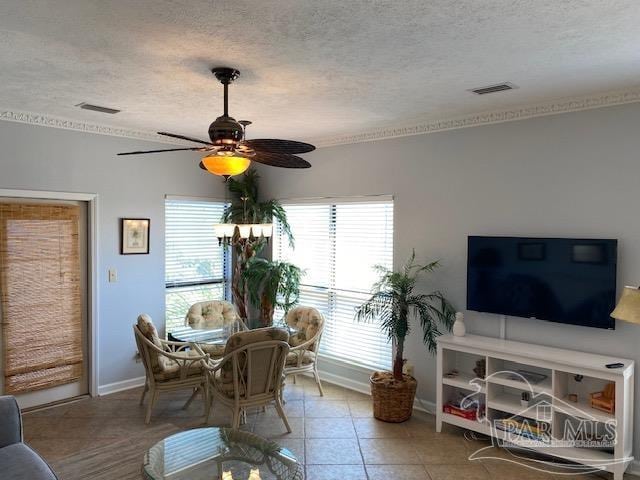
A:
452,312,466,337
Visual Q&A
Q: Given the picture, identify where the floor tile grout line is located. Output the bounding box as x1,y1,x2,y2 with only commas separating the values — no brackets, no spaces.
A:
350,405,371,480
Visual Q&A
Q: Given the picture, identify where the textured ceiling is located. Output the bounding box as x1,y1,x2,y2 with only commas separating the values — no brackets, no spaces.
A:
1,0,639,145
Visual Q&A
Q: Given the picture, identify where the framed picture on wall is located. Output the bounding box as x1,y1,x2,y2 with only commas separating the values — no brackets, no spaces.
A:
121,218,150,254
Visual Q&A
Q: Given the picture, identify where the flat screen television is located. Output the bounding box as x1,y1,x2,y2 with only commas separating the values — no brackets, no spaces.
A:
467,236,617,329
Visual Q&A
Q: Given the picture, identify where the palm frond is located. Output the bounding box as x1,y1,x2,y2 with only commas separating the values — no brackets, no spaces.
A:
402,249,417,276
415,260,441,274
259,199,293,247
355,291,394,323
410,301,441,353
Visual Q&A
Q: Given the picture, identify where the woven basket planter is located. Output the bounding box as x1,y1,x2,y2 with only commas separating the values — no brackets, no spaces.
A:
370,372,417,423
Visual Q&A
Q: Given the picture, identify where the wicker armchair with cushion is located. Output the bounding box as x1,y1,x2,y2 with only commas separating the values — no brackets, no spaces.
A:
134,314,209,424
185,300,241,329
185,300,246,358
283,306,325,396
200,327,291,432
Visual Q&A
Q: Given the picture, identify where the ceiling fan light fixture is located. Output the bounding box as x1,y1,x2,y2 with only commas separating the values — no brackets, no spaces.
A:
117,65,315,170
201,153,251,178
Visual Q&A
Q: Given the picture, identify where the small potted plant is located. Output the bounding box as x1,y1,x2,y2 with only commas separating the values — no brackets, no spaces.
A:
355,250,455,422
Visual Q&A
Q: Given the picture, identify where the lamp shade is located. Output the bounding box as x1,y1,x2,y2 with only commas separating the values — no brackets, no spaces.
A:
213,223,226,238
201,154,251,177
238,224,252,239
221,223,236,238
261,223,273,238
248,224,261,237
214,223,236,238
611,286,640,324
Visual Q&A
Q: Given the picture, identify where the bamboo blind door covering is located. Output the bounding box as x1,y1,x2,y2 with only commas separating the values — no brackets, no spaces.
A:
0,203,83,394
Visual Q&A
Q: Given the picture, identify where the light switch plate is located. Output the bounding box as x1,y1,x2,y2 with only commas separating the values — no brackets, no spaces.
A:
108,268,117,283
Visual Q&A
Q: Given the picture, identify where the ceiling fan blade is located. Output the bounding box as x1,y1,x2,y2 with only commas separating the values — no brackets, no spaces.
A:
157,131,214,146
242,139,315,154
251,152,311,169
117,147,205,156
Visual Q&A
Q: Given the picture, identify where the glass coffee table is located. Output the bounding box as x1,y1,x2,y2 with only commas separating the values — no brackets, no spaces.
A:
143,427,303,480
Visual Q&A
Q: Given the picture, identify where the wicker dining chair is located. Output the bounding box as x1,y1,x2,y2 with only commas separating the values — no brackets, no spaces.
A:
283,306,325,396
134,314,209,424
185,300,242,329
184,300,247,358
199,327,291,431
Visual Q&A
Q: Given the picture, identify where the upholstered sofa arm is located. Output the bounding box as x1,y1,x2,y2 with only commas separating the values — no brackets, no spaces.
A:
0,395,22,448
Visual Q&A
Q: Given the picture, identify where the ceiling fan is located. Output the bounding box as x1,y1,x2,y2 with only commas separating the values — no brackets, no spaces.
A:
117,67,315,178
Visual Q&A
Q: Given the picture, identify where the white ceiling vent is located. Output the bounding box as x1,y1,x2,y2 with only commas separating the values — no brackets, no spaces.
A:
76,102,120,114
469,82,518,95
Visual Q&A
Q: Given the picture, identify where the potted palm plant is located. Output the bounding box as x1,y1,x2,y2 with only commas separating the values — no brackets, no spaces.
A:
243,257,303,327
355,250,455,422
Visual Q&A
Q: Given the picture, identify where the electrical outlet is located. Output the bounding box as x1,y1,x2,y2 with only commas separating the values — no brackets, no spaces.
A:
108,268,117,283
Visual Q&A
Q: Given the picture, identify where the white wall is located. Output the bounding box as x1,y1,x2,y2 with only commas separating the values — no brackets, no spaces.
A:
0,121,225,388
258,102,640,450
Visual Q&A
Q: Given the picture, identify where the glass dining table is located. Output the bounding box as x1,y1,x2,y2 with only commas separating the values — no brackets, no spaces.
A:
168,319,248,349
168,320,297,358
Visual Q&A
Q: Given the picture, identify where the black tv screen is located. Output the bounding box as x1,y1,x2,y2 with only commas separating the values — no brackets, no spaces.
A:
467,236,617,329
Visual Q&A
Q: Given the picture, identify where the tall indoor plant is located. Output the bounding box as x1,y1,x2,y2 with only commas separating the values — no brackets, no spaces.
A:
243,257,303,327
355,250,455,422
221,168,293,320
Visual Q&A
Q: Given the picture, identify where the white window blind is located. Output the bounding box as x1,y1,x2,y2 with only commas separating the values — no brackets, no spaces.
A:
165,199,230,332
273,199,394,370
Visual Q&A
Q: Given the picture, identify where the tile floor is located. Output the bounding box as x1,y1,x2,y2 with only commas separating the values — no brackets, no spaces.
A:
22,376,633,480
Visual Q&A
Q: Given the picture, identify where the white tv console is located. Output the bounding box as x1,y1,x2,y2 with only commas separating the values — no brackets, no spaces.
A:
436,334,634,480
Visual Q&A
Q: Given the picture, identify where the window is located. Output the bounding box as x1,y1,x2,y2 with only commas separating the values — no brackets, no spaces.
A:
165,198,230,333
273,198,394,370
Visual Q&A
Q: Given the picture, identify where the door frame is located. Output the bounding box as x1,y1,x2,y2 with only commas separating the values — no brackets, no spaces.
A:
0,189,99,397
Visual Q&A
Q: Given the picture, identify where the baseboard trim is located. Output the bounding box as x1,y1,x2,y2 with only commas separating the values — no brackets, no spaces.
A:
97,376,145,396
317,369,370,396
317,368,435,414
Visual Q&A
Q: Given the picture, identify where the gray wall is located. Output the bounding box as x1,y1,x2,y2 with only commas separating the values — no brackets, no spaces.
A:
258,102,640,446
0,121,225,387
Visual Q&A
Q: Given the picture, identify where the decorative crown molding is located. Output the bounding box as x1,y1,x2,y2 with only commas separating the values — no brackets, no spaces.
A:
2,87,640,149
311,87,640,148
0,109,186,145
